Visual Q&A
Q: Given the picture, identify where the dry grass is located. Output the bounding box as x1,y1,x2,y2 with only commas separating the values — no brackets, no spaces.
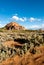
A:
0,46,44,65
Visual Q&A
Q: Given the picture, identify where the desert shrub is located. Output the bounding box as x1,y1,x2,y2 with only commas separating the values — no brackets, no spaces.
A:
22,43,28,54
0,43,3,49
30,48,36,54
0,45,17,62
0,32,44,62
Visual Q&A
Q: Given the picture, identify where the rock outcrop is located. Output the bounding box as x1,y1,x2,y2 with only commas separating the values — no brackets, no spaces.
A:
5,22,25,30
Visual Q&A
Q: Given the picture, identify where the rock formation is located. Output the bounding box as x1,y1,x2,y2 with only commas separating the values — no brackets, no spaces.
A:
5,22,25,30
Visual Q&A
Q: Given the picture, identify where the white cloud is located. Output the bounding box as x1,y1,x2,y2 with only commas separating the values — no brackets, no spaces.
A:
29,25,40,29
42,24,44,27
12,16,19,21
29,17,41,22
23,17,27,21
0,21,2,27
41,24,44,29
0,24,6,28
0,24,2,26
29,17,35,22
12,15,42,22
19,18,24,21
28,24,44,30
0,24,3,28
12,15,27,22
0,21,6,28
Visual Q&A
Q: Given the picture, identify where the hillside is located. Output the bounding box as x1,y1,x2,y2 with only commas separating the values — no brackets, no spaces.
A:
5,22,25,30
0,22,44,65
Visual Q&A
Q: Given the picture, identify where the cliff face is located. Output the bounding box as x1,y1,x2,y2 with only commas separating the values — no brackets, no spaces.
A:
5,22,25,30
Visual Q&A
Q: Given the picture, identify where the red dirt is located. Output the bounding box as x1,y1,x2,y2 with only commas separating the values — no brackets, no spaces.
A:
3,41,23,47
0,46,44,65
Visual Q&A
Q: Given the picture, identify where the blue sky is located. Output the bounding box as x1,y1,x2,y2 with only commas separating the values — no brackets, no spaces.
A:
0,0,44,29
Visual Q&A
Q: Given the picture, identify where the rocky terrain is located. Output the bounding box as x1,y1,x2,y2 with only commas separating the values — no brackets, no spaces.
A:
0,22,44,65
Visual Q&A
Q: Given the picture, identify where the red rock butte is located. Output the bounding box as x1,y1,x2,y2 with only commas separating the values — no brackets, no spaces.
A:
5,22,26,30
